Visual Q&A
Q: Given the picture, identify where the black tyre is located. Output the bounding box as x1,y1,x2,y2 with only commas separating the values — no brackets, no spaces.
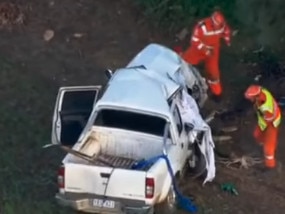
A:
188,142,207,179
154,184,177,214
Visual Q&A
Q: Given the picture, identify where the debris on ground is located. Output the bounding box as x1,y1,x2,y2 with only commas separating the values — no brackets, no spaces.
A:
43,29,55,41
221,183,239,196
252,45,264,53
0,2,25,28
49,1,55,7
221,126,238,133
213,135,232,142
254,74,262,82
73,33,84,38
217,155,263,169
232,29,239,36
205,110,218,123
176,27,189,41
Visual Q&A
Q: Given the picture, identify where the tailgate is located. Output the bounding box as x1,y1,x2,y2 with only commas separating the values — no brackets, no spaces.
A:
64,163,147,200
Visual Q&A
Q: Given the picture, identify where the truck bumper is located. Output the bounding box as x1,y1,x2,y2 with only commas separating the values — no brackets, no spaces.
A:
55,193,153,214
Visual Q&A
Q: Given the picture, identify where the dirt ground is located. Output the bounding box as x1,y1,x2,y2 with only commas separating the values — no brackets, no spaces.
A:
1,0,285,214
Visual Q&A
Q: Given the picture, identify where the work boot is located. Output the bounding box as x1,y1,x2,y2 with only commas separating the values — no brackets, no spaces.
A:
257,164,281,179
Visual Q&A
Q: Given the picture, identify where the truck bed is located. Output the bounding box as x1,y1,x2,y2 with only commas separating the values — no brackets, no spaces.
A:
63,126,166,172
92,154,138,169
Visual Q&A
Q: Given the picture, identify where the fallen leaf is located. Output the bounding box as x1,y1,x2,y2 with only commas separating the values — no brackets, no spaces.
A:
43,29,54,41
73,33,84,38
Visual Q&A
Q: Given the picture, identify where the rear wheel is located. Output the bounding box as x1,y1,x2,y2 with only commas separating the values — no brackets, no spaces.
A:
154,184,177,214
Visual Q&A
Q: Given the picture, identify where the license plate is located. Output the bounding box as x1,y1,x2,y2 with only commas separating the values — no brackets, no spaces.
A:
92,199,115,209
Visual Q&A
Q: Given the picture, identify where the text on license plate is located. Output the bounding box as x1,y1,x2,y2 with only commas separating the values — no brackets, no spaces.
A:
93,199,115,208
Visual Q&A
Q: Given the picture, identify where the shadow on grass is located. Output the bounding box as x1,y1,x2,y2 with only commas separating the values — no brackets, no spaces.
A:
0,57,75,213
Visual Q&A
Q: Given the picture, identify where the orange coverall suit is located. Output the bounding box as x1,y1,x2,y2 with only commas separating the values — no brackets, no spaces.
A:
254,88,281,168
182,18,231,96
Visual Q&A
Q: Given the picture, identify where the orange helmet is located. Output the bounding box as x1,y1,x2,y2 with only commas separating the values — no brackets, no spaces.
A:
244,85,262,100
211,11,225,28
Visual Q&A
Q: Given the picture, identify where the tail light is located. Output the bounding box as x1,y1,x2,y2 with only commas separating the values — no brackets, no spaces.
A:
145,177,155,199
57,165,65,193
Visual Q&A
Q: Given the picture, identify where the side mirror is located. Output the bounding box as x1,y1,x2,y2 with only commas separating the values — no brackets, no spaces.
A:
105,69,114,79
184,122,194,133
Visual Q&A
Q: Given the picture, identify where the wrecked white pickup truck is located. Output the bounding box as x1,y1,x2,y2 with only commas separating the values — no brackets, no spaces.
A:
47,43,213,214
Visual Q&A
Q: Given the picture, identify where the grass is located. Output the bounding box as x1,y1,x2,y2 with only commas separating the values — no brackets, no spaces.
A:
0,57,75,214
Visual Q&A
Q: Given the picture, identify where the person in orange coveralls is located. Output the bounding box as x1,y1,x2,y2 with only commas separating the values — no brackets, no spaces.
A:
244,85,281,169
181,10,231,100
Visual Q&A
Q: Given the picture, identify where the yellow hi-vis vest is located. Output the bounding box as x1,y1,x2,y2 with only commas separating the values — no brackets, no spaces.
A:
257,88,281,131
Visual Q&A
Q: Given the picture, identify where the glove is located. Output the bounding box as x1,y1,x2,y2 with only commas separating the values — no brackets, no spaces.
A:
202,46,213,56
205,49,212,56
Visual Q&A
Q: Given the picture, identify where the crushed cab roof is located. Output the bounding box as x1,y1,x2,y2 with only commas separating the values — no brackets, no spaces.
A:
127,43,183,83
94,44,185,117
95,43,184,118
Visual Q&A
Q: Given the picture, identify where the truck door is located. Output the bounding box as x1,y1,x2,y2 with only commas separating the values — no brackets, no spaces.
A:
51,86,101,146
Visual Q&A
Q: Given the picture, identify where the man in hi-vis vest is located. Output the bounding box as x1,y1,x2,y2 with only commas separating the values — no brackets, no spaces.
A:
244,85,281,168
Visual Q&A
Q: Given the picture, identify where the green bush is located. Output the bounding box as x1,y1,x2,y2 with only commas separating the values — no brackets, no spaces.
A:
135,0,238,33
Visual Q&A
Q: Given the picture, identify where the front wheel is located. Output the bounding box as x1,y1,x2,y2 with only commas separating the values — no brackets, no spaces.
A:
188,143,207,178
